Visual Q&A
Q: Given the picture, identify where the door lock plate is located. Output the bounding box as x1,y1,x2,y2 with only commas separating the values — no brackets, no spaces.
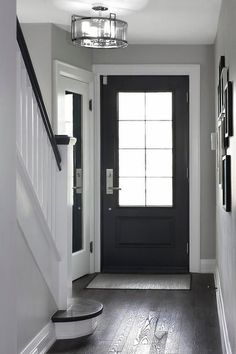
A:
106,169,113,194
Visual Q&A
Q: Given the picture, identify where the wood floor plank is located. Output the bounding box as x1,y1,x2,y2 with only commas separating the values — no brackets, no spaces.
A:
108,309,137,353
150,331,168,354
132,311,159,352
163,310,182,353
121,306,150,354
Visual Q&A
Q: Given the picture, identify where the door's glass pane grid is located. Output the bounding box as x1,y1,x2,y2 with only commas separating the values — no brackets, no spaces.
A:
118,92,173,207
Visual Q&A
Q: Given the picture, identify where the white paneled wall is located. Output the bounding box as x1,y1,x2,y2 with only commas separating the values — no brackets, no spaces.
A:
16,47,57,240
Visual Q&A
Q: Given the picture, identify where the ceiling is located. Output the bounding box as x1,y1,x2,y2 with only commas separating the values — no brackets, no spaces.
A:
17,0,222,44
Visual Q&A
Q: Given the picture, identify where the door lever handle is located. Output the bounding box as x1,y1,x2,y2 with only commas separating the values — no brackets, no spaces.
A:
108,187,122,191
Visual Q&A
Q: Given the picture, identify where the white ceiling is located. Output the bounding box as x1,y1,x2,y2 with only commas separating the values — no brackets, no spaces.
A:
17,0,222,44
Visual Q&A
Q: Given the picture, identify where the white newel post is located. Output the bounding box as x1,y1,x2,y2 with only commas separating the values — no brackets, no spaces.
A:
55,137,76,310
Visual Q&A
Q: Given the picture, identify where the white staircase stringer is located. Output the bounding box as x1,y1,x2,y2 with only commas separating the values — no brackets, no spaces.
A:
17,150,61,306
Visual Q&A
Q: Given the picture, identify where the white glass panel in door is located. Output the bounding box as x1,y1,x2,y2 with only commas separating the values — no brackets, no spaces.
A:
119,149,145,177
119,178,145,206
118,92,145,120
146,121,172,148
146,178,173,206
118,91,173,207
146,92,172,120
119,121,145,148
146,150,173,177
64,94,73,136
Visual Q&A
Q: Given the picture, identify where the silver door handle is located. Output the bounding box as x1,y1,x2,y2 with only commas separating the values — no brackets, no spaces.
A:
106,169,121,194
108,187,122,191
73,168,82,194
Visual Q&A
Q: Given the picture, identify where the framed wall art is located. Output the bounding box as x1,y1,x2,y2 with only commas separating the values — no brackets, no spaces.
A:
222,155,231,212
224,81,233,138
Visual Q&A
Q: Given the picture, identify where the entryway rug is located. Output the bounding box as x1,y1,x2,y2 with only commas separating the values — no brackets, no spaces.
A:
86,273,191,290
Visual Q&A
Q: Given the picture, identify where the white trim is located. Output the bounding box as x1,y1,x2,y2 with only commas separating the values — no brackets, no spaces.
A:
200,259,216,273
17,152,61,261
17,151,61,305
214,267,232,354
93,64,201,273
53,61,95,284
20,322,56,354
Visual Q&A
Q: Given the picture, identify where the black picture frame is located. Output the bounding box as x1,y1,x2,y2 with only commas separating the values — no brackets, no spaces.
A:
224,81,233,138
221,67,229,112
222,155,231,212
217,56,227,119
219,56,225,79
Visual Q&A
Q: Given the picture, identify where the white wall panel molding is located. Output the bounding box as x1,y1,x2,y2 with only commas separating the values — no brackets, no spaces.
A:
93,64,201,273
20,322,56,354
214,267,232,354
17,151,61,306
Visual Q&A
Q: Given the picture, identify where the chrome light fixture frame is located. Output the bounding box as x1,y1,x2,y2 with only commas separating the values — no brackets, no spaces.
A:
71,6,128,49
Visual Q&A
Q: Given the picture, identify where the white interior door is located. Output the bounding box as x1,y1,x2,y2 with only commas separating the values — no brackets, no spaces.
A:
57,75,90,281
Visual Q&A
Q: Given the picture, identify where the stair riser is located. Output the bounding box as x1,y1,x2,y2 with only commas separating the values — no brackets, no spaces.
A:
54,317,99,339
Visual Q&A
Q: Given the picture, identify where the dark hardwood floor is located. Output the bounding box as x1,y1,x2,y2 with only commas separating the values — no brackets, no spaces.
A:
48,273,222,354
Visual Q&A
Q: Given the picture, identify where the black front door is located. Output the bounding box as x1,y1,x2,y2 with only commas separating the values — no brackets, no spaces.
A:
101,75,189,273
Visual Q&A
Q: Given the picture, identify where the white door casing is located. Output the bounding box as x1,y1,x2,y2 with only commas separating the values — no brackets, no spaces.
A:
53,61,94,283
93,64,201,273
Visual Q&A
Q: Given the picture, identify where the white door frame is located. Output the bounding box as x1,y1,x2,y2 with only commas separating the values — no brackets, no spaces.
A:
53,60,95,284
93,64,201,273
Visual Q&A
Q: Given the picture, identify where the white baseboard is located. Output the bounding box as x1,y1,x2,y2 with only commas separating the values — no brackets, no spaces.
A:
214,267,232,354
200,259,216,273
20,322,55,354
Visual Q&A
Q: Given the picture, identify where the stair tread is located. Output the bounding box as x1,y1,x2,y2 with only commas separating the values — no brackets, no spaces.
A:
51,298,103,323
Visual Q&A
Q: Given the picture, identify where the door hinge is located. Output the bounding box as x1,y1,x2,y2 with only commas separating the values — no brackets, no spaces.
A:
186,242,189,255
186,91,189,103
89,99,92,111
103,75,108,85
90,241,93,253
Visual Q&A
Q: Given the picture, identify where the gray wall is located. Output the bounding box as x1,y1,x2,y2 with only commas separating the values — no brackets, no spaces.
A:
0,0,17,353
22,24,52,118
215,0,236,351
22,24,93,121
93,45,216,260
51,24,92,71
17,227,57,353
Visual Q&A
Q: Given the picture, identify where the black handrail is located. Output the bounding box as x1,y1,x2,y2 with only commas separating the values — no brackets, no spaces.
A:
16,18,62,171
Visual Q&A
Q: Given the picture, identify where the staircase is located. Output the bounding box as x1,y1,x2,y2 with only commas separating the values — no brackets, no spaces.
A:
52,298,103,339
16,18,103,348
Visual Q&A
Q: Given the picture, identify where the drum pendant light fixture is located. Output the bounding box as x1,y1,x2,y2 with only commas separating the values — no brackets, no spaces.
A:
71,5,128,49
